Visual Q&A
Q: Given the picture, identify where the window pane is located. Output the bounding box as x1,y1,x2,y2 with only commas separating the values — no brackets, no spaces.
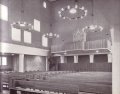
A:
24,31,32,44
42,35,48,47
0,4,8,21
2,57,7,65
43,1,47,8
11,27,21,41
34,19,40,32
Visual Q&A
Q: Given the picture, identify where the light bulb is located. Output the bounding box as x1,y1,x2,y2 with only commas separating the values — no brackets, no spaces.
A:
20,23,25,27
81,16,83,19
81,6,84,10
67,5,70,9
57,35,59,38
75,4,78,8
54,34,56,36
49,33,53,36
59,14,62,17
61,8,64,11
96,50,99,53
63,17,66,19
58,11,61,14
90,25,95,30
69,8,77,14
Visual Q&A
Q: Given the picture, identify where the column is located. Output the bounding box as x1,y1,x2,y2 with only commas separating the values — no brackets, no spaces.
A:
111,27,120,94
0,57,1,65
45,56,49,71
107,53,112,63
60,55,65,63
89,54,94,63
0,57,2,92
18,54,24,72
74,55,78,63
13,55,19,72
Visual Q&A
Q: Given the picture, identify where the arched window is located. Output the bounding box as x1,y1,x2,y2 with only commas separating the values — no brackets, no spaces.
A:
73,29,86,42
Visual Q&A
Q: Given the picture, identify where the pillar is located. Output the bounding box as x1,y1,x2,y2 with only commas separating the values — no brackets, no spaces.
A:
13,55,19,72
74,55,78,63
107,53,112,63
45,56,49,71
111,27,120,94
89,54,94,63
0,57,1,65
18,54,24,72
60,55,64,63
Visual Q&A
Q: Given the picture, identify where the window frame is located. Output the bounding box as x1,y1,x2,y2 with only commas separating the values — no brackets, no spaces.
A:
1,57,7,66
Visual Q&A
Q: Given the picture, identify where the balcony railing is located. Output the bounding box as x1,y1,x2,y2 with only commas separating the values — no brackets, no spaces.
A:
51,39,111,53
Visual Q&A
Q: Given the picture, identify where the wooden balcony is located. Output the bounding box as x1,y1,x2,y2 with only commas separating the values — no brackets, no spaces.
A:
51,39,111,54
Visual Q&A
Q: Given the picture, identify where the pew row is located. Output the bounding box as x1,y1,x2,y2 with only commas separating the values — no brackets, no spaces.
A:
8,71,75,81
11,80,79,94
10,79,111,94
9,72,112,94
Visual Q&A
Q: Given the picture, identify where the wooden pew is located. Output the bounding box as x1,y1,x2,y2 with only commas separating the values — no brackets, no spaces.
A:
9,72,112,94
11,80,79,94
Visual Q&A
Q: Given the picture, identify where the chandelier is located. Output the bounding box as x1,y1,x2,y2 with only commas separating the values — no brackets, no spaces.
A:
11,22,33,31
82,25,103,32
11,0,33,31
82,0,103,32
58,0,87,20
44,32,59,38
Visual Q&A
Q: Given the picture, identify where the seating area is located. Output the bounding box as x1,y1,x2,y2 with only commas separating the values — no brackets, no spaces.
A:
10,71,112,94
1,0,120,93
8,71,75,81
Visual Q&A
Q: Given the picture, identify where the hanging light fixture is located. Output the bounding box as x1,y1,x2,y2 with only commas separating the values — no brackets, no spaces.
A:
82,25,103,32
44,32,59,38
82,0,103,32
44,24,59,38
11,0,33,31
58,0,87,20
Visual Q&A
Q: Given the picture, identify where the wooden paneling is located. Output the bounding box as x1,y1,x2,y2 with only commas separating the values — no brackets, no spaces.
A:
51,39,110,53
94,54,108,63
58,63,112,72
78,55,89,63
66,56,74,63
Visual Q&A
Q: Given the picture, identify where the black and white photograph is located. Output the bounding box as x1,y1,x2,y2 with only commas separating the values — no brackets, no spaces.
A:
0,0,120,94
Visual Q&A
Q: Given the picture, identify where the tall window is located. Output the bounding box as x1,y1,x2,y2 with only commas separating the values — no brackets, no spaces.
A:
1,57,7,66
11,27,21,42
42,35,48,47
73,29,86,42
43,1,47,8
0,4,8,21
34,19,40,32
24,31,32,44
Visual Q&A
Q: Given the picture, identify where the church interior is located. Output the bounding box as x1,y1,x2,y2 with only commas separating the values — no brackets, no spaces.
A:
0,0,120,94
